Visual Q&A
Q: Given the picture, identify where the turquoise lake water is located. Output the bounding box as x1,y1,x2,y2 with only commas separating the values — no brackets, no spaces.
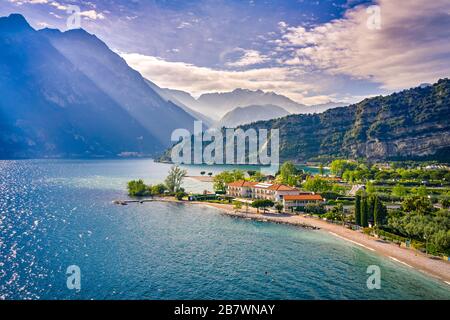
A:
0,159,449,300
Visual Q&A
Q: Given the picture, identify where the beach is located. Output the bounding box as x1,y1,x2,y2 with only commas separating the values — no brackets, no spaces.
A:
187,200,450,285
114,196,450,285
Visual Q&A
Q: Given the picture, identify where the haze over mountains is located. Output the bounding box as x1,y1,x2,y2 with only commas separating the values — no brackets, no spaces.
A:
216,104,290,128
169,87,345,120
0,13,197,158
151,85,346,127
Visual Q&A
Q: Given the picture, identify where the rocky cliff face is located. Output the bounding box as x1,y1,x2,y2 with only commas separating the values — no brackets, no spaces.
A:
238,79,450,162
341,79,450,160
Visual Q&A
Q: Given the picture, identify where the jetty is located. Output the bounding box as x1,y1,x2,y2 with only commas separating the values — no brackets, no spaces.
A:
112,199,156,205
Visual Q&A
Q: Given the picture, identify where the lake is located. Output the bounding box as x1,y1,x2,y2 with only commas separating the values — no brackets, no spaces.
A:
0,159,449,299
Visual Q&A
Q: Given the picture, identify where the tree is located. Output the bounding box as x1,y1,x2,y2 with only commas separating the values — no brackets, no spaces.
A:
175,190,187,200
279,161,299,185
304,203,326,215
251,199,274,213
151,183,167,195
275,203,284,213
365,182,376,194
412,185,428,197
392,184,408,198
303,176,332,193
441,198,450,209
330,160,357,177
200,171,206,176
361,196,369,227
247,170,256,177
165,165,187,193
335,203,345,224
368,195,375,223
355,194,361,226
213,170,245,192
402,196,434,215
248,171,265,182
127,179,150,197
208,172,213,177
430,230,450,255
373,195,387,226
325,203,344,223
319,163,324,176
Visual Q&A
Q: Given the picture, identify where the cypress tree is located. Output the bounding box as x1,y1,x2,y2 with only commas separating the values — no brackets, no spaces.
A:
355,194,361,226
368,195,375,223
361,196,369,227
373,196,379,226
377,199,387,226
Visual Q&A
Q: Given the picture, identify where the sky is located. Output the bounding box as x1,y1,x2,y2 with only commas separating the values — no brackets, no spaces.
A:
1,0,449,105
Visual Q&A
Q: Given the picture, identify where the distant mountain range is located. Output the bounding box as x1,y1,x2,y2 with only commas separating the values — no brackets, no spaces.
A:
151,86,345,121
145,80,214,127
0,14,197,158
160,79,450,162
215,104,290,128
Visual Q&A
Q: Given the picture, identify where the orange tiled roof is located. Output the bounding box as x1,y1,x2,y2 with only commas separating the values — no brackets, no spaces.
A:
284,194,323,201
227,180,257,187
270,184,297,191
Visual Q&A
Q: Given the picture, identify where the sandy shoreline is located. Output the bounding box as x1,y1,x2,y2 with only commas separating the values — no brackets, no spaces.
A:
120,197,450,286
187,201,450,286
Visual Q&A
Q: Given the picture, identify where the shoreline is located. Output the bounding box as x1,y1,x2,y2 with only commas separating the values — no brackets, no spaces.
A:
117,197,450,286
181,199,450,285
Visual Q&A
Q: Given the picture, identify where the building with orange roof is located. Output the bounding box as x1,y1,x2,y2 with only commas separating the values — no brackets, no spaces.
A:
282,194,324,211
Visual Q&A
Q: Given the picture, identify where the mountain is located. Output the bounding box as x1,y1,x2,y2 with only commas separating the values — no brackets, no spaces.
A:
0,14,196,159
303,101,347,114
145,80,214,127
238,79,450,162
140,83,343,122
160,79,450,162
215,104,290,128
195,88,306,119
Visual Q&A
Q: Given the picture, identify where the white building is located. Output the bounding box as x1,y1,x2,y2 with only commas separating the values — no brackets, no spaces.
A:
227,180,300,202
282,194,324,211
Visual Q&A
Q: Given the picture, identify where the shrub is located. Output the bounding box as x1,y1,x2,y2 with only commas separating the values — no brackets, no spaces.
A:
304,203,326,215
151,183,167,195
127,179,150,197
275,203,284,213
251,199,274,213
233,201,242,210
175,191,187,200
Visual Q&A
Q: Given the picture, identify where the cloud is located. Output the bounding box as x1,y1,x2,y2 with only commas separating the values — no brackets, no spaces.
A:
79,9,105,20
276,0,450,90
8,0,49,4
120,52,326,103
9,0,106,20
225,48,270,67
176,21,192,29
